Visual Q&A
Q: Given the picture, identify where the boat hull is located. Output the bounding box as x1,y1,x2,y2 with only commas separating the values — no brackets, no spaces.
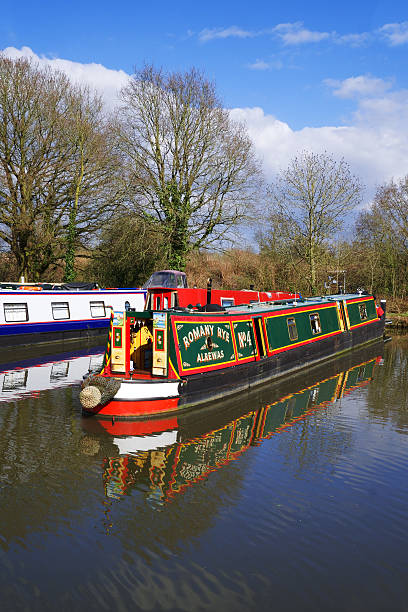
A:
0,319,109,347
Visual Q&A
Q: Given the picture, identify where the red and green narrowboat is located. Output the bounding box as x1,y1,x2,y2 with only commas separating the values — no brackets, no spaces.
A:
79,272,386,419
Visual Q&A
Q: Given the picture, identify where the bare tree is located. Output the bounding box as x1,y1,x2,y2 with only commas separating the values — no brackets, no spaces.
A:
62,86,122,281
0,55,120,281
354,179,408,297
373,176,408,245
267,151,363,293
117,65,262,270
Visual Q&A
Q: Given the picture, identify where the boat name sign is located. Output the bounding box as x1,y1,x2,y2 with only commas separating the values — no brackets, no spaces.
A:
176,321,235,369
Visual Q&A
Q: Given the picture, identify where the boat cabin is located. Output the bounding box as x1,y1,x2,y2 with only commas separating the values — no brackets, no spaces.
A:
143,270,301,312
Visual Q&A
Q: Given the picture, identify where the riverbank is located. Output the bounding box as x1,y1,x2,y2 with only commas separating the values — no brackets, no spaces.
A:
377,297,408,330
387,314,408,330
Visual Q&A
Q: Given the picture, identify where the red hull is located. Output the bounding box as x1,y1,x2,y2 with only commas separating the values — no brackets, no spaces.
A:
88,396,181,419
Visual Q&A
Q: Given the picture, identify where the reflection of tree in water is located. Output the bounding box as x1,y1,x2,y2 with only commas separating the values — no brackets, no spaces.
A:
277,401,353,477
0,388,102,547
276,358,381,475
364,336,408,432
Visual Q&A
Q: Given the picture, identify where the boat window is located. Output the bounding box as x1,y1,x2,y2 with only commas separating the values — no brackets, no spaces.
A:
287,317,298,341
90,301,106,318
51,302,70,320
143,271,188,289
359,303,368,320
4,303,28,322
171,292,179,308
156,296,161,310
163,297,168,309
221,297,235,307
309,313,322,334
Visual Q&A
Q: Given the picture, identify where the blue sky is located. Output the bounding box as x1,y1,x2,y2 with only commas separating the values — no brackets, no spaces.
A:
2,0,408,207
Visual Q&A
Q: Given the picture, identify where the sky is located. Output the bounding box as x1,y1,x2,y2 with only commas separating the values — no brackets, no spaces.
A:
1,0,408,213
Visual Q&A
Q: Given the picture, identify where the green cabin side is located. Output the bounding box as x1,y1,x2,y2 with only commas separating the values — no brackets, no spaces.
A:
264,303,341,353
346,297,377,327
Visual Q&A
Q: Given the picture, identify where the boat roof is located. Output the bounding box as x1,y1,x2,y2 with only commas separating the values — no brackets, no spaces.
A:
222,294,365,315
128,292,372,317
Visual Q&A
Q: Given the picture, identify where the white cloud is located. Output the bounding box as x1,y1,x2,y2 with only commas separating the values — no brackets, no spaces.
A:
247,59,270,70
199,26,255,42
1,46,130,108
198,22,332,45
273,22,330,45
247,58,283,71
379,22,408,46
198,21,408,49
325,75,393,99
230,100,408,203
335,32,370,46
2,46,408,207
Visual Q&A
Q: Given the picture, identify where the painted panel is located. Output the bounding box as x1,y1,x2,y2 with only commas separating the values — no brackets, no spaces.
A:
232,320,257,360
113,328,122,348
174,320,236,371
346,297,377,327
153,311,168,376
264,304,340,352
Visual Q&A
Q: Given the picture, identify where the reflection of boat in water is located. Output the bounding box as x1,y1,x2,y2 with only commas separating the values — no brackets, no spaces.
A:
81,341,383,503
0,345,104,402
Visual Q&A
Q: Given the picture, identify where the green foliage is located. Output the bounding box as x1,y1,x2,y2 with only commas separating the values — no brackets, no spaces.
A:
87,214,167,287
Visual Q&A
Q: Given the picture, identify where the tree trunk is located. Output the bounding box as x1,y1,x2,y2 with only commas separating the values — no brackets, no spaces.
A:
64,146,84,282
64,211,77,282
309,241,316,294
167,218,189,270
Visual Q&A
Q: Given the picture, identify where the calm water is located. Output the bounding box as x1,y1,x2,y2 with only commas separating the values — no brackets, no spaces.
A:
0,336,408,611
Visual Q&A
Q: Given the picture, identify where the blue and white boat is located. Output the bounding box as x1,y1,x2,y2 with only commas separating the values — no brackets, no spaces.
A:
0,284,146,347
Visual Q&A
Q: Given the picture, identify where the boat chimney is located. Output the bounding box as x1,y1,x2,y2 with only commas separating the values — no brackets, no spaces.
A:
207,278,212,305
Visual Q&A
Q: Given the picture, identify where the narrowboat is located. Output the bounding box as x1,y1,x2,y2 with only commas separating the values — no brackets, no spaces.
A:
79,273,386,419
0,284,146,347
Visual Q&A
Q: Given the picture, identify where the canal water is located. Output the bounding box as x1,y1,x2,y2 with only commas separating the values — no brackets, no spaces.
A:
0,336,407,611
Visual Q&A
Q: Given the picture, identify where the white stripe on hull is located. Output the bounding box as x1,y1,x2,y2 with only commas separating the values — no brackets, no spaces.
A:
114,380,180,400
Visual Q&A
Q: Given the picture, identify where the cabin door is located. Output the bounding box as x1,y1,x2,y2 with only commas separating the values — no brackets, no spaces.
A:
254,317,267,358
